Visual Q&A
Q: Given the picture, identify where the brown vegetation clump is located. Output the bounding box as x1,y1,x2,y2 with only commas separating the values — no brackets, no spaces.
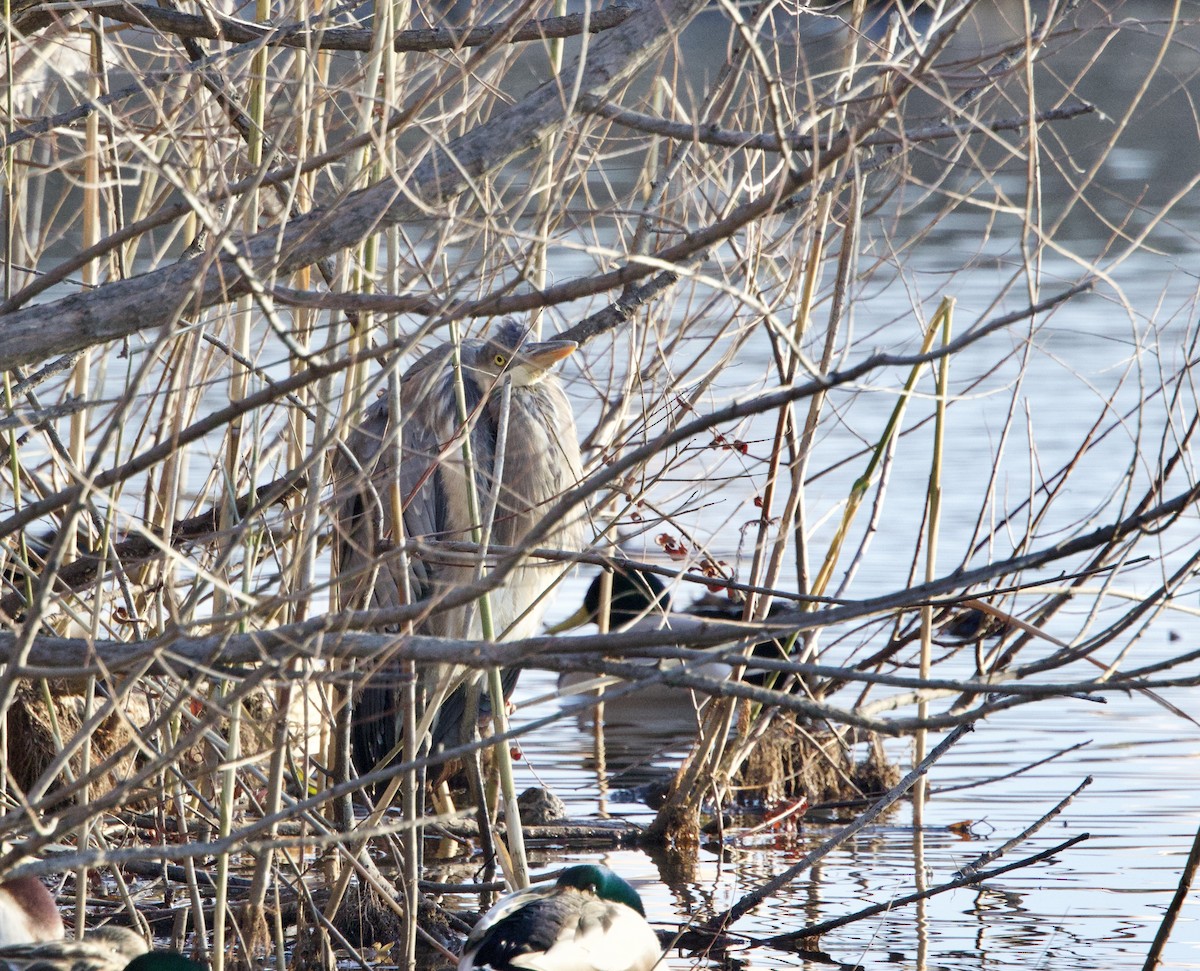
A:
5,680,300,811
733,717,899,807
330,881,404,949
6,681,142,800
0,0,1191,964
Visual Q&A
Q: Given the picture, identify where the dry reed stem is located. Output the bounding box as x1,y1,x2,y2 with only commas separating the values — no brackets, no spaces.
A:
0,0,1196,963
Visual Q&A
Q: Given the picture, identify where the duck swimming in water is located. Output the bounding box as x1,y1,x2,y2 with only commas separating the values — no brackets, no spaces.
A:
458,864,662,971
549,566,797,697
548,568,673,632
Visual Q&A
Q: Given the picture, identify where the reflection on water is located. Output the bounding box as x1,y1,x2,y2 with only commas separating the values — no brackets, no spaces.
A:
11,0,1200,967
508,672,1200,970
498,2,1200,967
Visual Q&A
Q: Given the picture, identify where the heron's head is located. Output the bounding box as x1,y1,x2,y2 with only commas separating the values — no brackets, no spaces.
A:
469,319,576,388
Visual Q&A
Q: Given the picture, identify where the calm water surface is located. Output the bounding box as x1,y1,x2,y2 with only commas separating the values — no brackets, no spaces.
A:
23,1,1200,968
502,4,1200,970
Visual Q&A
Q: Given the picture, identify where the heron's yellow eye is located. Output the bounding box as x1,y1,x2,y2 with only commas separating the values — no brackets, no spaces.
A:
494,353,507,367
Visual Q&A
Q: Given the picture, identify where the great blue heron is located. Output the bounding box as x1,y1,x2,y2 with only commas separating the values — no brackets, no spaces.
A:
332,318,585,778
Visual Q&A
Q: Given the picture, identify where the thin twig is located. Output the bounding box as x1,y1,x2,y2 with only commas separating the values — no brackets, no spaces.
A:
762,832,1089,946
703,722,974,932
1143,822,1200,970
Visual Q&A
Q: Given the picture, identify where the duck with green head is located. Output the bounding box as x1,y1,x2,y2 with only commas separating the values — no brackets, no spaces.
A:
459,864,662,971
548,568,673,633
550,566,796,697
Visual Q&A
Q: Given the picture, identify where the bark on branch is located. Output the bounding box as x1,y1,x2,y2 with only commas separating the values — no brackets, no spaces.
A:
0,0,708,367
0,475,303,619
93,1,637,52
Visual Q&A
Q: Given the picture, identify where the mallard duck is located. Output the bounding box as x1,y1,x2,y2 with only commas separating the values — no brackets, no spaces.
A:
547,568,673,633
549,567,795,696
0,878,64,946
458,864,662,971
0,875,203,971
122,953,206,971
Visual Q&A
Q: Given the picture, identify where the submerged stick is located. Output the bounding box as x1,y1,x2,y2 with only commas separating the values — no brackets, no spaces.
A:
958,776,1092,879
702,721,973,932
1142,816,1200,971
763,832,1090,946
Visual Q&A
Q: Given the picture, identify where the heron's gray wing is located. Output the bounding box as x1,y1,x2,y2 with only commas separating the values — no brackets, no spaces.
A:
331,390,445,615
350,399,463,775
346,363,495,773
399,367,501,752
330,396,391,613
333,391,440,774
332,396,399,775
396,393,448,603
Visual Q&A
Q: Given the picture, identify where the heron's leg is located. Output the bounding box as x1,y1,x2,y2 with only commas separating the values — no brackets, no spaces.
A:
330,668,355,832
430,779,455,815
454,675,498,872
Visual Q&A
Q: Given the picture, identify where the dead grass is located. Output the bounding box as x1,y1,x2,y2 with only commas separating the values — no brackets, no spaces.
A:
733,718,899,807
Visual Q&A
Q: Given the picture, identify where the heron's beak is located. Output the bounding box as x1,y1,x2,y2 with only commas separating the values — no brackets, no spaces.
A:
545,602,593,634
523,340,577,369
